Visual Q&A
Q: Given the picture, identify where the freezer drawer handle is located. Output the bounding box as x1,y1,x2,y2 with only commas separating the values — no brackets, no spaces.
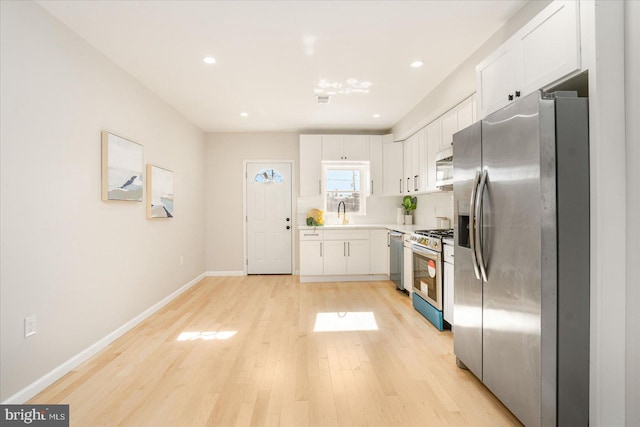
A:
469,171,482,280
475,170,489,282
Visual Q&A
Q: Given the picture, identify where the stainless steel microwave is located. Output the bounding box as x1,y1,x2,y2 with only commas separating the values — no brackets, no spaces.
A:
435,147,453,189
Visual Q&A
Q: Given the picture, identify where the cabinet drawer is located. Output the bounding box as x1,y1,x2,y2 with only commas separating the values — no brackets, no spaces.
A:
443,244,454,264
323,230,370,240
300,230,323,241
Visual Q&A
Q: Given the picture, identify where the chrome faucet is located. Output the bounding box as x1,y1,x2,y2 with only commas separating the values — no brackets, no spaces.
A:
337,201,347,225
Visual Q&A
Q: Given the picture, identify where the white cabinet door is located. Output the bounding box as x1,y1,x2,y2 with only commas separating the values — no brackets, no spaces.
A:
425,120,441,193
403,136,414,195
346,240,370,275
369,135,383,196
369,230,389,275
323,240,347,275
299,135,322,196
518,1,580,96
456,96,474,132
443,261,454,324
416,128,428,193
476,42,517,119
476,1,580,119
403,244,413,293
321,135,344,161
342,135,369,161
300,241,323,275
440,108,459,149
383,141,404,196
322,135,369,161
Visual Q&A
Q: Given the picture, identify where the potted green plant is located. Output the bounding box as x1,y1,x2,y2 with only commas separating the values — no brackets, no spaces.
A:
402,196,417,225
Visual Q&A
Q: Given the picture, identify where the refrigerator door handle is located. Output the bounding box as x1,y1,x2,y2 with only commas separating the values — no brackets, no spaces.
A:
469,171,482,280
475,170,489,282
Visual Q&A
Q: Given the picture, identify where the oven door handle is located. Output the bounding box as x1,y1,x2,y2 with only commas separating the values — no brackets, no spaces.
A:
475,170,488,282
469,171,482,280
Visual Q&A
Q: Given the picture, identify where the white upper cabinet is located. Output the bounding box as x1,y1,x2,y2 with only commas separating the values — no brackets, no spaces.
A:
321,135,369,161
426,120,442,193
518,0,580,95
440,95,475,150
369,135,383,197
440,109,458,149
299,134,322,196
456,95,475,133
476,1,581,118
382,139,404,196
415,128,428,193
403,135,414,195
477,43,519,118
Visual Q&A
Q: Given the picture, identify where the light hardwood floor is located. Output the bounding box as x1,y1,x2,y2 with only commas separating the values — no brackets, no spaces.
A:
30,276,521,426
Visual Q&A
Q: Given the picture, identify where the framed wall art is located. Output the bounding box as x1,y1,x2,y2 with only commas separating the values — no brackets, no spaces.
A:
146,164,174,219
101,131,143,202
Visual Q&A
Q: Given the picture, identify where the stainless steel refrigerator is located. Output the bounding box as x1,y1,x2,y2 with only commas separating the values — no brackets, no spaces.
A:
453,90,590,427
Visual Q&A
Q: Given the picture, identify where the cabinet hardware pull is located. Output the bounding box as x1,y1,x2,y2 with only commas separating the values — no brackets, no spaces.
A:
318,180,321,194
508,94,514,101
320,242,323,257
399,179,402,194
348,242,350,256
515,90,521,98
343,242,346,256
371,180,374,195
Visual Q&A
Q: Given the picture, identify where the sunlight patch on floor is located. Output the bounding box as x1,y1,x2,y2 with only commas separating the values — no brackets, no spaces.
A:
177,331,237,341
313,311,378,332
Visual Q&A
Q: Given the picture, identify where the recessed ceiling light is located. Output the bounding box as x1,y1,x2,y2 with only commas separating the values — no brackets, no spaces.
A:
411,60,424,68
372,113,381,118
203,56,216,64
240,112,249,117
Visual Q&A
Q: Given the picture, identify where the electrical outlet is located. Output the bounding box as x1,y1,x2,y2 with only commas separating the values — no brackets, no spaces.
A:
25,315,37,338
180,255,184,266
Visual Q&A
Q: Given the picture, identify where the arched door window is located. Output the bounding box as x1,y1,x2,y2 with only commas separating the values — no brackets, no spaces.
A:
254,168,284,183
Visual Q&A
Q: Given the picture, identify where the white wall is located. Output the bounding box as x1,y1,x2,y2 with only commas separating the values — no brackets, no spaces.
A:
0,1,206,401
625,1,640,424
204,132,298,273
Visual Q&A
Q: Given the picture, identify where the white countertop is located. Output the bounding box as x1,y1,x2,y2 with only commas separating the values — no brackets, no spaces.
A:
298,223,423,234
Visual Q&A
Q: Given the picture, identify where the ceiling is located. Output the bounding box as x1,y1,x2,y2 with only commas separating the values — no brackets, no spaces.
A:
37,1,527,133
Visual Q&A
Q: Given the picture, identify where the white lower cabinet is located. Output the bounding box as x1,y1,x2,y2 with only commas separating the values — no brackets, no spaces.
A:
300,241,323,275
299,231,324,275
443,244,454,325
369,229,389,275
299,228,392,280
323,236,370,275
403,236,413,293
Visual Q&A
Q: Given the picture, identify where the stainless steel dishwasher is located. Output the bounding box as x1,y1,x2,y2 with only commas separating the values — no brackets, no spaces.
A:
388,231,404,290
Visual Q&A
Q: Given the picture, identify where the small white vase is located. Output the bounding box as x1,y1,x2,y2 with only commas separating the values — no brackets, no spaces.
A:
404,215,413,225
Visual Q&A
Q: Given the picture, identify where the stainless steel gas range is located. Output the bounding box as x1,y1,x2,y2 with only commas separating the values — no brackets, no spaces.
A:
409,229,453,330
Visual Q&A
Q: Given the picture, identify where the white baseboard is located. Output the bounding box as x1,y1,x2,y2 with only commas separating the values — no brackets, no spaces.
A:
2,272,206,404
205,270,245,276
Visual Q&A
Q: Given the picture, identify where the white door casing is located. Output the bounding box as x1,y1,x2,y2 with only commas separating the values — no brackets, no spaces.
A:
246,162,292,274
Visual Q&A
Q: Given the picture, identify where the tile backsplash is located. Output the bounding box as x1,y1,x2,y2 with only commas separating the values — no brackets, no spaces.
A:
297,191,453,227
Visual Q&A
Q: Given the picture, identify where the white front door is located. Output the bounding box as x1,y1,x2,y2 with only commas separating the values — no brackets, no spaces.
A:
246,162,292,274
